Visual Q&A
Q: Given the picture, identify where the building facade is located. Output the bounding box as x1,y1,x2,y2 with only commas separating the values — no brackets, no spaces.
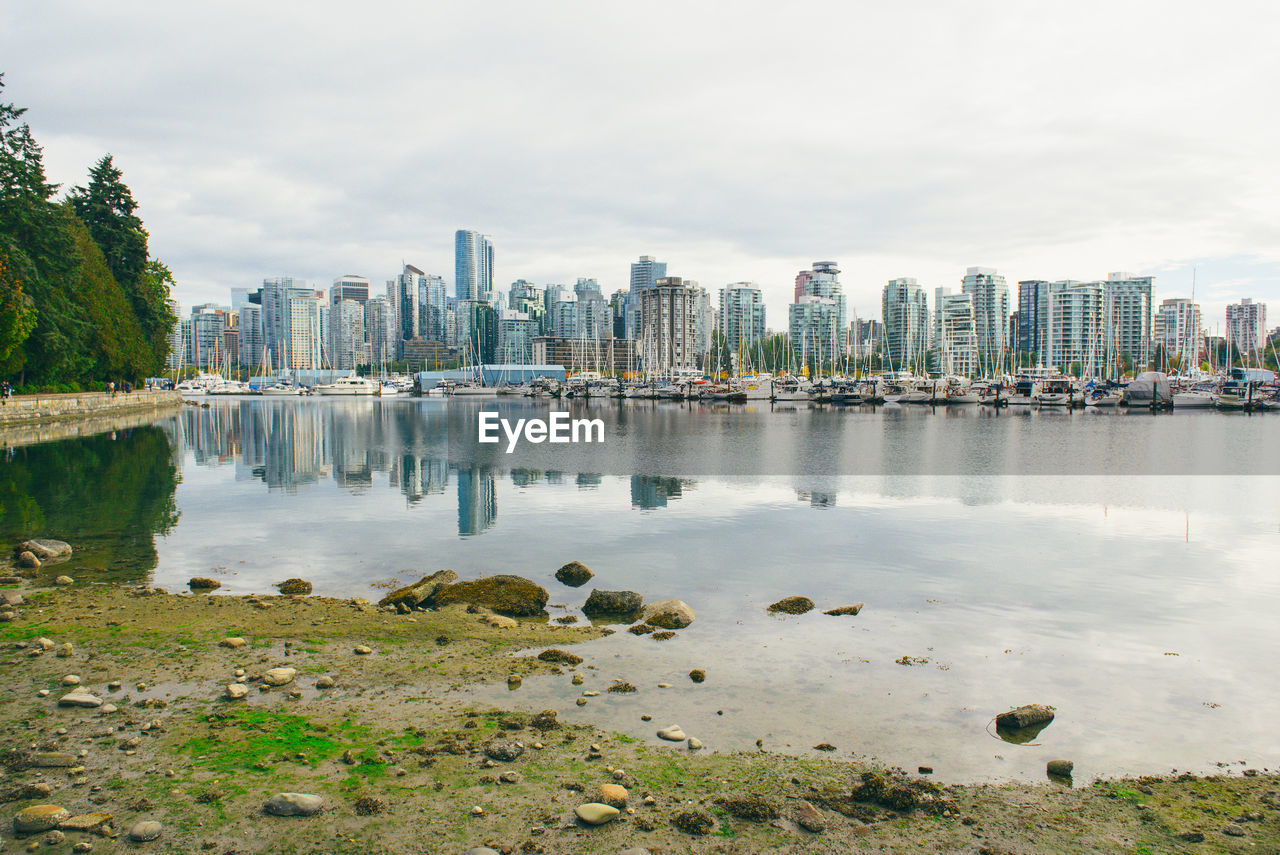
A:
331,275,369,305
961,267,1009,373
455,230,494,303
1102,273,1154,368
718,283,766,355
1017,280,1048,358
626,255,667,338
788,296,841,372
1225,298,1268,357
882,277,929,371
932,288,978,376
1153,298,1202,367
331,299,366,369
1043,280,1104,373
639,277,699,372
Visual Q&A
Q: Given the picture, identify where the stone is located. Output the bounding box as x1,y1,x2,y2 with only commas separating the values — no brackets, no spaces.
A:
262,667,297,686
1,590,23,606
657,725,686,741
608,681,636,693
462,848,500,855
353,645,373,655
17,551,40,568
18,539,72,560
571,673,584,685
627,623,655,635
188,577,220,590
276,578,312,595
767,596,815,615
128,820,162,841
672,808,714,835
687,737,703,750
13,805,69,833
43,830,65,845
431,575,549,616
100,704,117,714
824,603,864,616
55,642,73,658
483,740,524,762
61,674,81,686
58,690,102,708
263,793,324,816
315,676,335,689
1222,823,1246,837
574,803,619,825
618,848,653,855
795,800,826,832
219,637,247,648
57,813,112,834
507,674,522,688
35,637,55,650
689,669,706,683
54,575,74,586
73,843,93,853
483,614,517,629
376,570,458,609
996,704,1056,730
537,648,583,666
582,589,643,617
1046,759,1074,777
598,783,628,807
641,599,696,629
498,771,521,784
650,631,676,640
225,683,249,700
554,560,594,587
32,752,78,767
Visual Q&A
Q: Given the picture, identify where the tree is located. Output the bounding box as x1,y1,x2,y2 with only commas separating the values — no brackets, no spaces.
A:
0,236,36,375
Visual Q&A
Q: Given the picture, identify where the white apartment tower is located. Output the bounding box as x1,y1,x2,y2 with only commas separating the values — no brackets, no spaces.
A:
1153,298,1202,367
961,267,1009,373
719,283,766,355
1103,273,1154,368
639,277,699,372
932,288,978,377
1225,298,1267,357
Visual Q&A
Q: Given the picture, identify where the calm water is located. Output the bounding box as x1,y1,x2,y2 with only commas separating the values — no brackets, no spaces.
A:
2,396,1279,784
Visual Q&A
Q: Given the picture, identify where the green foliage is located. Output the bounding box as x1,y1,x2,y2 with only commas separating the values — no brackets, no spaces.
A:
0,235,37,373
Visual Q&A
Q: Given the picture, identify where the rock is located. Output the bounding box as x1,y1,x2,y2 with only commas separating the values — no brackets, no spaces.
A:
498,771,521,784
582,588,643,617
767,596,815,615
262,667,297,686
44,830,66,845
264,793,324,816
688,669,706,683
483,614,517,629
1176,831,1206,842
61,674,81,686
55,642,73,658
1222,823,1245,837
574,803,619,825
672,808,714,835
650,631,676,640
58,690,102,708
687,737,703,750
537,648,583,666
35,637,55,650
353,645,373,655
73,842,93,853
100,704,117,714
607,681,636,693
641,599,695,629
315,676,335,689
376,570,458,609
18,539,72,560
0,783,52,801
53,575,74,586
13,805,69,833
618,850,653,855
627,623,655,635
57,813,113,834
225,683,249,700
1,590,23,606
483,740,524,762
219,637,247,649
530,710,560,731
718,795,779,821
795,800,826,832
462,849,500,855
554,561,594,587
571,673,584,685
276,578,312,595
128,820,162,841
824,603,864,616
996,704,1056,730
657,725,686,741
1046,759,1074,777
432,575,549,616
17,551,41,568
32,752,78,767
507,674,522,688
188,577,220,590
598,783,628,807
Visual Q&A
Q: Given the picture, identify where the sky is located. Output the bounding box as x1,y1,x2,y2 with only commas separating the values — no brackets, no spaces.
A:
3,1,1279,333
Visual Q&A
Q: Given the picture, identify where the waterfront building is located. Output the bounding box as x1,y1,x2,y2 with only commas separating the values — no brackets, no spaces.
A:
239,304,262,368
794,262,847,352
1225,298,1268,357
331,275,369,305
1153,298,1202,367
719,283,766,357
639,276,699,372
545,286,578,339
393,264,427,349
165,302,189,371
1017,280,1049,358
609,290,627,338
882,277,929,372
318,302,331,369
190,304,228,370
626,255,667,338
574,277,610,340
508,280,545,332
222,325,239,368
418,274,447,342
1043,280,1104,373
497,310,540,364
285,295,323,370
532,336,638,375
458,300,498,364
1103,273,1154,368
455,230,494,303
401,337,452,365
260,277,312,371
788,296,841,372
331,299,366,369
932,288,978,376
691,283,713,362
363,296,397,365
961,267,1009,373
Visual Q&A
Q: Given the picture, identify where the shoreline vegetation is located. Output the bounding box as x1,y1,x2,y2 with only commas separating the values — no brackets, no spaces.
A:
1,553,1275,854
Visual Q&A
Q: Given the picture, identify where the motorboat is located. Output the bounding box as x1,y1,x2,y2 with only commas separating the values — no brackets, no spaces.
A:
314,376,378,396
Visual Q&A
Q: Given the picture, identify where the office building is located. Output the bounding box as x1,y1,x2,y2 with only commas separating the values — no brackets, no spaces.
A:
1017,280,1049,357
418,274,447,342
331,275,370,305
286,295,323,370
626,255,667,338
331,299,366,369
574,277,610,339
508,280,545,332
260,277,312,371
455,230,494,302
497,310,540,364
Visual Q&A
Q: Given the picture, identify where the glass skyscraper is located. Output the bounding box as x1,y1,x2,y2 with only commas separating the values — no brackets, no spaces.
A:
455,230,494,302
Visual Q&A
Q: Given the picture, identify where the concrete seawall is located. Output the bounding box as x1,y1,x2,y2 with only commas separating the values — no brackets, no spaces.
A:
0,390,182,431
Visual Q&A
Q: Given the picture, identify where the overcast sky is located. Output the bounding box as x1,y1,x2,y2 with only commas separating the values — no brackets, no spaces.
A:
3,1,1278,332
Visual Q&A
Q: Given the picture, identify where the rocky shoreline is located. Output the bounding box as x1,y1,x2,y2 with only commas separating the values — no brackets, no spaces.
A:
0,552,1276,854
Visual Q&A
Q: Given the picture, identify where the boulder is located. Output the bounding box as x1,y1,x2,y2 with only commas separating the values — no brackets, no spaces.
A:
431,575,549,616
57,690,102,708
262,667,297,687
219,637,247,649
824,603,864,616
582,589,642,617
554,561,594,587
17,540,71,561
264,793,323,816
657,724,686,742
16,551,39,568
53,575,74,586
188,577,220,590
376,570,458,609
767,596,815,615
14,805,69,834
128,820,162,841
996,704,1056,730
55,812,112,834
1046,759,1074,778
276,578,312,595
642,599,695,629
0,590,23,606
537,648,583,666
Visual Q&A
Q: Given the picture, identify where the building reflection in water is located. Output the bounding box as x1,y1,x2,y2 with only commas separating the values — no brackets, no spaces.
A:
630,475,696,509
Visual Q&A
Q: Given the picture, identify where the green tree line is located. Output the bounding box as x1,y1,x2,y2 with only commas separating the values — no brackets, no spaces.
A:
0,75,175,392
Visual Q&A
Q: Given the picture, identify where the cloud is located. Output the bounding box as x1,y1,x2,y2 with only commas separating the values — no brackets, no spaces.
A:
4,0,1279,328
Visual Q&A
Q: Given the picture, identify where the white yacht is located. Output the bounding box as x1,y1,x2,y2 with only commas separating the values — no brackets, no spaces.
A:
314,376,378,396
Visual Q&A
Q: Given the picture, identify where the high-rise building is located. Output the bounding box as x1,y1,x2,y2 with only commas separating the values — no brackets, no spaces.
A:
1153,298,1202,366
1017,280,1049,357
394,265,426,348
543,285,578,339
363,296,397,365
508,280,545,332
455,230,494,302
794,262,847,352
1103,273,1154,368
260,277,312,371
639,277,698,372
331,275,370,305
690,283,713,361
462,300,498,364
788,296,841,371
961,267,1009,373
497,310,539,364
626,255,667,338
574,278,609,339
418,274,447,342
239,304,262,368
608,290,627,339
933,288,978,376
1043,280,1104,372
190,304,228,369
719,283,766,355
285,296,323,370
331,299,366,369
1225,298,1267,357
851,319,883,360
882,278,929,371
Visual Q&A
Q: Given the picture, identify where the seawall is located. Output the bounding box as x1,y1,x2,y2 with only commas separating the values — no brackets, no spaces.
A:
0,390,182,433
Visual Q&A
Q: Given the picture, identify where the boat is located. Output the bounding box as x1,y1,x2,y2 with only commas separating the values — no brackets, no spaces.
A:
1171,388,1215,409
261,383,303,396
377,382,400,397
1033,376,1080,407
314,376,378,396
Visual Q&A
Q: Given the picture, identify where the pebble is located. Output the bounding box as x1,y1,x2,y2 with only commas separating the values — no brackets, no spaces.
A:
640,714,652,721
43,831,65,846
582,690,599,697
795,800,826,833
507,674,521,687
576,698,587,707
13,805,69,833
657,683,671,688
483,740,525,762
73,843,93,853
354,645,373,655
498,771,521,784
264,792,324,816
471,806,485,816
689,669,706,683
61,675,81,686
99,704,117,714
575,803,620,825
219,637,247,649
687,737,703,750
128,820,163,841
56,643,73,658
1046,759,1074,777
225,684,249,700
107,681,122,690
36,689,49,698
315,676,335,689
657,725,686,741
571,674,584,685
54,575,74,586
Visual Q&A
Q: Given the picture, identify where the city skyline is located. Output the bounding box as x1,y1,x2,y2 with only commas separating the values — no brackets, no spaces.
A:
6,3,1279,335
